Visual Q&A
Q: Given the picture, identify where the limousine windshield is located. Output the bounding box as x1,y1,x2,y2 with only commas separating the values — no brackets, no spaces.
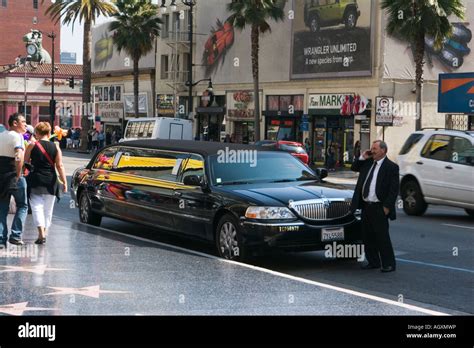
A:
209,151,318,186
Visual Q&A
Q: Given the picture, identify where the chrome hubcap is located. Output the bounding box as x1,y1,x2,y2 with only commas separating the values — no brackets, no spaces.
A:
405,189,417,208
80,195,89,222
219,222,239,260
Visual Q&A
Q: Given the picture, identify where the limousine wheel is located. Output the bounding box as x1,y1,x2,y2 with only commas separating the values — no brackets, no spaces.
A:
216,214,246,261
79,192,102,227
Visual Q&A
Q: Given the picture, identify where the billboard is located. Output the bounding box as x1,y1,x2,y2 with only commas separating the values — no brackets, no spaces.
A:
438,73,474,114
291,0,374,79
195,0,292,84
383,1,473,81
92,22,155,73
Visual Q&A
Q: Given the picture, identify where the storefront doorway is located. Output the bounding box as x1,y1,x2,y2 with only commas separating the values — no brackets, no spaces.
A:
265,118,302,142
312,115,355,168
234,121,255,144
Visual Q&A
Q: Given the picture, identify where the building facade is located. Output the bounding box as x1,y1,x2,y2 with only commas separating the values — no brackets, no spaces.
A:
154,0,473,167
91,21,157,137
0,63,83,128
0,0,60,67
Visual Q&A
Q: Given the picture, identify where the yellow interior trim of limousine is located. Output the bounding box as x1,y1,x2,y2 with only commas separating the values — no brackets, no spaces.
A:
95,172,197,190
117,157,177,169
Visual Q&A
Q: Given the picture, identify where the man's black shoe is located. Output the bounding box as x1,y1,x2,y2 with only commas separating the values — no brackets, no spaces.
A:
381,266,396,273
8,239,25,246
361,263,380,270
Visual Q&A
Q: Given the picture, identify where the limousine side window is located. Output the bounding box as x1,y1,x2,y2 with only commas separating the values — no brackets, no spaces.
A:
92,147,120,170
115,147,189,182
181,154,205,182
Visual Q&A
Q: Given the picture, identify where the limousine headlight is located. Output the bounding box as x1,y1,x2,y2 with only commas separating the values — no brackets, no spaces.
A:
245,207,296,220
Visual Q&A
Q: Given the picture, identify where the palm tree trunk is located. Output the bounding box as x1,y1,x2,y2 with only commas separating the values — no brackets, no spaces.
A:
251,25,260,142
413,4,425,131
80,18,92,151
133,55,139,118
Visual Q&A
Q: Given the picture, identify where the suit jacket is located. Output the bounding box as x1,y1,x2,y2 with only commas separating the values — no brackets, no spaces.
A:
350,156,400,221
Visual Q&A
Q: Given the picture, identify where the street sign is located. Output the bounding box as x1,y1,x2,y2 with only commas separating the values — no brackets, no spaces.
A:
438,73,474,114
375,96,394,127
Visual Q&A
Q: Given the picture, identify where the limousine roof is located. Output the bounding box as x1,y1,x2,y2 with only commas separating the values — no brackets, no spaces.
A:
120,139,277,157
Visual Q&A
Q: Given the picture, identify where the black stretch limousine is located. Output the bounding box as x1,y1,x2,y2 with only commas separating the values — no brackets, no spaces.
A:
71,140,362,260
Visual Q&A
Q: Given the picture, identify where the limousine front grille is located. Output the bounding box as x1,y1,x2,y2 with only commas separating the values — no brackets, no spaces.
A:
289,199,352,221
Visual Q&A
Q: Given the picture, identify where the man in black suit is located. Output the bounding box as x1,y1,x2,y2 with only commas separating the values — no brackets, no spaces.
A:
351,140,399,273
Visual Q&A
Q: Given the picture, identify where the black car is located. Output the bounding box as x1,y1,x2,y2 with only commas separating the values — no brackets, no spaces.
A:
71,140,362,261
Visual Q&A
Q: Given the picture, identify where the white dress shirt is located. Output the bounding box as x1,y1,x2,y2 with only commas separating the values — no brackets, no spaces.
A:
360,156,386,203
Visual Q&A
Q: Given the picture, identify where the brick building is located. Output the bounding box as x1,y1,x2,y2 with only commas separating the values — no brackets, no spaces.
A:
0,0,61,67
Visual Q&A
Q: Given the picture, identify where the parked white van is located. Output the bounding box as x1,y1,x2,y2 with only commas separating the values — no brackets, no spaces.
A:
122,117,193,142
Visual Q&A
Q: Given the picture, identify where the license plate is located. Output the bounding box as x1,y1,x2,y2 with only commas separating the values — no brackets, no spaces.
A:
321,228,345,242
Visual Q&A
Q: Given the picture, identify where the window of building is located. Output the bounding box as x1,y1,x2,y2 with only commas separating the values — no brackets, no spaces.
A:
162,14,169,38
1,0,7,7
161,55,169,80
266,95,304,112
33,0,38,9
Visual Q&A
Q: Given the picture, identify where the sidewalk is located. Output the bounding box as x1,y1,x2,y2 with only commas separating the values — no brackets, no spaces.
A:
310,165,359,187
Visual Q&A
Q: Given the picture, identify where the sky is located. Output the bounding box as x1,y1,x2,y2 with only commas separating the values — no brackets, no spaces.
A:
61,15,111,64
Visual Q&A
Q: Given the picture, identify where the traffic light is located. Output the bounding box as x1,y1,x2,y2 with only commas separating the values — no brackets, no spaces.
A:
68,76,75,89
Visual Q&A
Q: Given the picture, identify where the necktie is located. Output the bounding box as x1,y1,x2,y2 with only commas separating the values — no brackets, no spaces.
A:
363,161,377,200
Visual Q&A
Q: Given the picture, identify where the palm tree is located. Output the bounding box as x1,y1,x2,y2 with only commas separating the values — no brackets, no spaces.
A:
227,0,286,142
381,0,465,131
43,0,117,151
109,0,162,118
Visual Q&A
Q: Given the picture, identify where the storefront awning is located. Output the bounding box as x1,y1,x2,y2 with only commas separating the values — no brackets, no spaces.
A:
196,107,226,114
263,111,304,117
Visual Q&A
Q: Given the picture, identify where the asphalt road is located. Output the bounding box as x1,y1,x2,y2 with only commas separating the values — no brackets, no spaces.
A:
0,152,471,315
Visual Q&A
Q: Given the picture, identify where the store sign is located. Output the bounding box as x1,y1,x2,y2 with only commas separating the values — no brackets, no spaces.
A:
157,94,175,115
227,91,259,120
124,94,148,115
309,94,353,110
375,97,394,127
97,102,124,123
438,73,474,114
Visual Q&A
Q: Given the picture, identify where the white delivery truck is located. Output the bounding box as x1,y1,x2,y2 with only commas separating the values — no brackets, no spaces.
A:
122,117,193,142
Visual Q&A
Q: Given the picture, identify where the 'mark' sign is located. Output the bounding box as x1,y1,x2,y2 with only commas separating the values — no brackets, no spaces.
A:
438,73,474,114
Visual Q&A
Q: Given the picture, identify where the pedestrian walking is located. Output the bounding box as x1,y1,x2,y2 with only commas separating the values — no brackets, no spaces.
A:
0,113,28,246
351,140,399,273
24,122,67,245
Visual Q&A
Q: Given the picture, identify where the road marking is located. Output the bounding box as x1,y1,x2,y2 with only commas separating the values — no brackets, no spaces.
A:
442,223,474,230
54,216,449,316
397,258,474,274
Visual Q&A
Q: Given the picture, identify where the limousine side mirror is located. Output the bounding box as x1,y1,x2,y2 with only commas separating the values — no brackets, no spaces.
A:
317,168,329,180
183,175,203,187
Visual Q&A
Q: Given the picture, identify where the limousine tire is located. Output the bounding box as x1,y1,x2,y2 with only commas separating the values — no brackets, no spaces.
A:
79,192,102,227
216,214,247,261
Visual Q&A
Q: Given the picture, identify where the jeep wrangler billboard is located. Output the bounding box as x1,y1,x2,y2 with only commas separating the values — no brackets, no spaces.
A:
291,0,374,79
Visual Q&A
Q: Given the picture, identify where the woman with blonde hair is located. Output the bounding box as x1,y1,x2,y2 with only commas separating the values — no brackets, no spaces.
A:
24,122,67,244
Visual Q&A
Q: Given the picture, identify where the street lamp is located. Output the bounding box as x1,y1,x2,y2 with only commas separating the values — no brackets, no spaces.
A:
158,0,197,132
22,56,33,118
47,31,57,127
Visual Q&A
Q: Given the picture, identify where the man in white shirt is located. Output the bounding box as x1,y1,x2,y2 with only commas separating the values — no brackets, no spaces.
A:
351,140,400,273
0,113,28,246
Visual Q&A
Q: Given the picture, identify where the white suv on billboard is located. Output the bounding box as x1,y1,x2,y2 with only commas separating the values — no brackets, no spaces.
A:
398,129,474,217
